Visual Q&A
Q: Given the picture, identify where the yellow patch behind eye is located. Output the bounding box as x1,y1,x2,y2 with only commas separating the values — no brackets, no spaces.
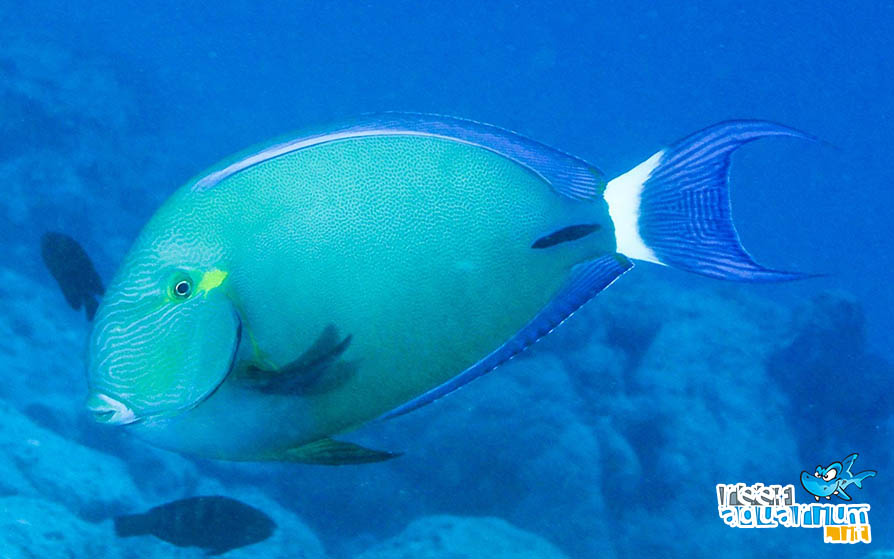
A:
198,268,228,296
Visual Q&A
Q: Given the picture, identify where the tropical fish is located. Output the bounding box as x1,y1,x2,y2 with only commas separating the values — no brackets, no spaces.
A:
85,113,811,463
800,453,876,501
114,496,275,555
41,232,104,320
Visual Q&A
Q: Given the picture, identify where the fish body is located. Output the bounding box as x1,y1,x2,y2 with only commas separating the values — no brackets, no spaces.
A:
87,114,809,462
114,496,275,555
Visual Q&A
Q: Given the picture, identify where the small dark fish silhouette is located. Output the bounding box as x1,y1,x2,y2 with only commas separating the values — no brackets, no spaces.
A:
40,232,104,320
114,496,276,556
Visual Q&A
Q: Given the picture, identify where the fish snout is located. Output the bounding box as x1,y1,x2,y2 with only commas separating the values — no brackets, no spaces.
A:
800,471,832,496
86,392,138,425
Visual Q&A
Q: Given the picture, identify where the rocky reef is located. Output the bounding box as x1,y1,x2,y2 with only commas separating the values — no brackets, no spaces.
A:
356,516,570,559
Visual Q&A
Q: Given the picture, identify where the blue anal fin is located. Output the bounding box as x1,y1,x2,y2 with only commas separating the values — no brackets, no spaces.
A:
379,254,633,420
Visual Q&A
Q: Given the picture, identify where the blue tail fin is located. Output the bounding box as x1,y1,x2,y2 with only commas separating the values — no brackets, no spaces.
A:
604,121,813,281
850,470,877,489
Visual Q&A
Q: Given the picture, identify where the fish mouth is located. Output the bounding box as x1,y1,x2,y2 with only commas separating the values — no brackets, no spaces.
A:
87,313,243,426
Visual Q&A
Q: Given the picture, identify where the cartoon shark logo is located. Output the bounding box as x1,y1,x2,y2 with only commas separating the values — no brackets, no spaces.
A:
800,453,876,501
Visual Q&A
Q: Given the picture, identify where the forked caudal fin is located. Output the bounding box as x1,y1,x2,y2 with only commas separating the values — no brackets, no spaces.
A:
604,120,814,281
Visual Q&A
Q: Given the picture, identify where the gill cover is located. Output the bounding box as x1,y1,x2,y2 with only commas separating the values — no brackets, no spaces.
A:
88,264,240,422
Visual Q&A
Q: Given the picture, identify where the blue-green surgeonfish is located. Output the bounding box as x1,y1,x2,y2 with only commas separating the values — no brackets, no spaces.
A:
85,114,811,464
800,453,877,501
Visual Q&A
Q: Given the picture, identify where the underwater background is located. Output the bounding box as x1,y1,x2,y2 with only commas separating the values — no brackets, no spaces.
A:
1,1,892,557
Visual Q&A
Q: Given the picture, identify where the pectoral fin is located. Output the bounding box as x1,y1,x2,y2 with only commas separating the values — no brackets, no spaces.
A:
837,487,851,501
280,438,401,465
235,324,357,395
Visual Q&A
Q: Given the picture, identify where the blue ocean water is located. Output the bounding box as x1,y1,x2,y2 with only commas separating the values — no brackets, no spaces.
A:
1,2,891,558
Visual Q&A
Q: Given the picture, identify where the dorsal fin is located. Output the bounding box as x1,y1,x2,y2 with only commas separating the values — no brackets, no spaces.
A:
192,113,606,200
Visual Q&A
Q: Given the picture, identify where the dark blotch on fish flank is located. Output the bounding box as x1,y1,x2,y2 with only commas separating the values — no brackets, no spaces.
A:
531,224,601,249
114,496,276,556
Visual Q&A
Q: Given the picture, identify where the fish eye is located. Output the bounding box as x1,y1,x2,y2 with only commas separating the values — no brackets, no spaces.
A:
823,469,837,482
172,278,193,299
